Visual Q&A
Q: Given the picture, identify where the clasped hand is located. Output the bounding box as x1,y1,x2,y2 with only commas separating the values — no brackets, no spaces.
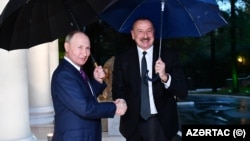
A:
93,66,106,83
155,58,168,82
114,98,127,116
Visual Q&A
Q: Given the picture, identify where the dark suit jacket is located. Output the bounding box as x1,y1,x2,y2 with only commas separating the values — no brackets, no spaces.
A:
51,59,116,141
112,44,188,139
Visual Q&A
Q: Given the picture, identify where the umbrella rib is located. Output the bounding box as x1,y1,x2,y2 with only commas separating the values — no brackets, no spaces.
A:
101,0,119,13
119,0,146,31
176,0,202,36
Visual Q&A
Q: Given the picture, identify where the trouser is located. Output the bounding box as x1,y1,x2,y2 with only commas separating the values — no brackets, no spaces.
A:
127,116,169,141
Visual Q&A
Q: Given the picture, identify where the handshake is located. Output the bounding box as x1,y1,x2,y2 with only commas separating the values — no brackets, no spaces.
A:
114,98,127,116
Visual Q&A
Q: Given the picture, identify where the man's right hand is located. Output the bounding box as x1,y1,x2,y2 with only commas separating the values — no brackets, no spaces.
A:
114,98,127,116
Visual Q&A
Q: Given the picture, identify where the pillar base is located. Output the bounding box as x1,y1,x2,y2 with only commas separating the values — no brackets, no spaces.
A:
10,133,37,141
30,106,54,125
108,115,122,135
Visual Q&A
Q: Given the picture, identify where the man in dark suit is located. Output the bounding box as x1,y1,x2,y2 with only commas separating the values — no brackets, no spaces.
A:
51,30,127,141
112,18,188,141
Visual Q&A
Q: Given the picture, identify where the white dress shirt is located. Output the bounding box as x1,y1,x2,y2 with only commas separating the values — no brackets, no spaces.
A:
137,46,172,114
137,46,157,114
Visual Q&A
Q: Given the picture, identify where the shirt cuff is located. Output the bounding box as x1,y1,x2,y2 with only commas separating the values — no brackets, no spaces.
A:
161,73,171,89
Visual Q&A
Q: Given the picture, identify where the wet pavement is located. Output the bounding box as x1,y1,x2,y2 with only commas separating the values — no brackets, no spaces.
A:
178,94,250,126
32,93,250,140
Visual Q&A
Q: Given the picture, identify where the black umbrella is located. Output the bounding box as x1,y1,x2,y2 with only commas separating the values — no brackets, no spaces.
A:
0,0,117,51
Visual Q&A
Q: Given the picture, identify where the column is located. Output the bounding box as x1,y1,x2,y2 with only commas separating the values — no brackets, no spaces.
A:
0,49,36,141
49,39,59,80
0,0,8,12
28,42,56,125
0,1,36,140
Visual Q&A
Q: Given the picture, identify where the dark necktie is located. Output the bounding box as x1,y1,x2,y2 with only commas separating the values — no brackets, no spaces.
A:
140,51,151,120
80,69,88,81
80,69,94,96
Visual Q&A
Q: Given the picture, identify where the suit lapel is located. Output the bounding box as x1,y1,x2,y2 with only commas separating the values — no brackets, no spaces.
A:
62,59,97,100
132,46,141,79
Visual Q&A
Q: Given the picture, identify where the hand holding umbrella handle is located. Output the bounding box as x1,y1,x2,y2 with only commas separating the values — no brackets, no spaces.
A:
91,54,108,80
93,62,98,68
91,54,100,68
94,62,107,80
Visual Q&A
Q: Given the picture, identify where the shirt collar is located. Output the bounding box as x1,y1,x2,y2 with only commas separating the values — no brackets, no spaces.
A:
64,56,81,71
137,46,153,56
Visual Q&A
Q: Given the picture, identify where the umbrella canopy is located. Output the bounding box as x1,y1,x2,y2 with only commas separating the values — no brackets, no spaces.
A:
99,0,228,39
100,0,227,82
0,0,117,51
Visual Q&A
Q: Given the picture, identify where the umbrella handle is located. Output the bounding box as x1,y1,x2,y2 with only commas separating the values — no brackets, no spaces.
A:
145,70,160,83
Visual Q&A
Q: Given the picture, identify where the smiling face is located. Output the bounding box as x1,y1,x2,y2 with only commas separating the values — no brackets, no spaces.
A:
131,19,155,50
64,32,91,67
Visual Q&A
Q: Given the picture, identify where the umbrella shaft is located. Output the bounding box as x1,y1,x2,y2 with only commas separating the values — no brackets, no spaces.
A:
159,1,165,58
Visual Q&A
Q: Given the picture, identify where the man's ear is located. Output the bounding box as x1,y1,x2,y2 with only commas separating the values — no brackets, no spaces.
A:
64,42,69,52
131,30,135,40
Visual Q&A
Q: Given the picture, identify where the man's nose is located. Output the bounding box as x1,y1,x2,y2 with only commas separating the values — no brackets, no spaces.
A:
82,50,89,56
143,32,148,37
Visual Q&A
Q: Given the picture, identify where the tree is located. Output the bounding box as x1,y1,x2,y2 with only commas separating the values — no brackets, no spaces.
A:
230,0,240,93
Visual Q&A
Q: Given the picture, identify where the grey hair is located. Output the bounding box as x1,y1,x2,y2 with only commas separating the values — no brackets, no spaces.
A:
65,30,83,43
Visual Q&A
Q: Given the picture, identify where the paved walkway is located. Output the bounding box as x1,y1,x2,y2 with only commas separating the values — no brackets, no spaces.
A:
31,123,183,141
31,123,125,141
31,91,250,141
